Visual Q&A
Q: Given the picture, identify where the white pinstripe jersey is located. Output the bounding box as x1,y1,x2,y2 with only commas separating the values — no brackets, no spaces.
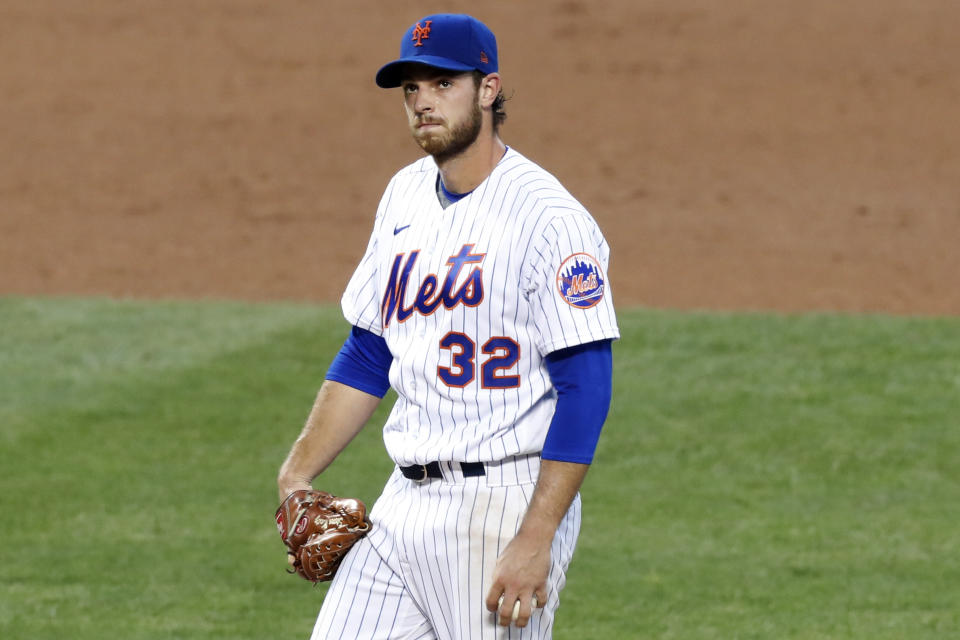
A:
341,147,620,467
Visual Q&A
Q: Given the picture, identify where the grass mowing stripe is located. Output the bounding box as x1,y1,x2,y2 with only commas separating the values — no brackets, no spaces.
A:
0,296,340,443
2,299,959,638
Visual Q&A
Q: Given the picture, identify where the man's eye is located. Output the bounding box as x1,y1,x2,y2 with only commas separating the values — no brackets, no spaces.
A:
439,80,452,88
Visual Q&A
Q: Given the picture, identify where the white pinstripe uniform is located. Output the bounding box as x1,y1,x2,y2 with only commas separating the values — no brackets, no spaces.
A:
311,148,619,639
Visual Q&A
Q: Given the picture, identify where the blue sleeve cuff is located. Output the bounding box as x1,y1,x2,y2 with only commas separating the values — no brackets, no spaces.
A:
541,340,613,464
324,326,393,398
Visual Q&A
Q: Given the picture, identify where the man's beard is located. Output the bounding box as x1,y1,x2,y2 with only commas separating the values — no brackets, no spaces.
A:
413,101,483,163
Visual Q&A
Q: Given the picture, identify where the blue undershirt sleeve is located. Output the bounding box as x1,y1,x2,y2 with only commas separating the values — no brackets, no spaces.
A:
541,339,613,464
324,326,393,398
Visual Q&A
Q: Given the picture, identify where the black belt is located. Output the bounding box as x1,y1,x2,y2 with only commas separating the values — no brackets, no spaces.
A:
399,461,485,482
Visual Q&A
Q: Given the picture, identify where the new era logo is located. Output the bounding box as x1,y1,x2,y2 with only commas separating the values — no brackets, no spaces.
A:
411,21,432,46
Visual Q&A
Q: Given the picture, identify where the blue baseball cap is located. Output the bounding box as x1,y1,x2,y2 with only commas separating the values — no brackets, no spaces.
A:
375,14,498,88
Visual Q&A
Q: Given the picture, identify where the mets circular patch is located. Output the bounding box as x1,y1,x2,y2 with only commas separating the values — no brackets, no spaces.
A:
556,253,606,309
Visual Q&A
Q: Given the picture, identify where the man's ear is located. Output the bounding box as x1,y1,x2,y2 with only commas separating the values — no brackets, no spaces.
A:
478,73,502,108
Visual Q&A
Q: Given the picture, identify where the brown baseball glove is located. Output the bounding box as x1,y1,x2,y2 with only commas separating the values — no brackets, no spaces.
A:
275,489,371,583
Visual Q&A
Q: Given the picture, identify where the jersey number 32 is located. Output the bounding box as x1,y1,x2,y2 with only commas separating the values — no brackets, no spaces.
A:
438,332,520,389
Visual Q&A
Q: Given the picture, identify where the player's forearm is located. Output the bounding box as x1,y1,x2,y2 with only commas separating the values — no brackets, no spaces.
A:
516,459,590,541
277,380,381,500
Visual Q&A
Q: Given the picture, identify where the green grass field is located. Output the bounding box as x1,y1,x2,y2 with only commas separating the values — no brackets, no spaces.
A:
2,296,958,639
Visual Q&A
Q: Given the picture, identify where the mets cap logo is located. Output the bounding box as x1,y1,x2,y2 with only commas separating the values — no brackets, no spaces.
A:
411,20,432,46
557,253,606,309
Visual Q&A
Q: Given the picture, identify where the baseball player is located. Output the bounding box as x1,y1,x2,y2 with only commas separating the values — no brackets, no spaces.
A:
277,13,619,638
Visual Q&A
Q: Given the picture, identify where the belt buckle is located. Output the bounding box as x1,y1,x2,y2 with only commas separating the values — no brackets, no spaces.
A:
411,464,428,483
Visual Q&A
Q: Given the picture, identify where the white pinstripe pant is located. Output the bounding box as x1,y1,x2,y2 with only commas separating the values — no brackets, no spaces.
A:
310,457,581,639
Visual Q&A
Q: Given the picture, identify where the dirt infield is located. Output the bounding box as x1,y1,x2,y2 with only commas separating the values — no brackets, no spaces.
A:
2,1,958,314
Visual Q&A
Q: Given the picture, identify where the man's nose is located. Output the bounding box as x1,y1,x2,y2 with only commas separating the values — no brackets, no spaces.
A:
414,89,434,113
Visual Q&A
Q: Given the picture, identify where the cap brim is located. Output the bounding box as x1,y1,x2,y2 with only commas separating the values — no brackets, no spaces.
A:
375,56,476,88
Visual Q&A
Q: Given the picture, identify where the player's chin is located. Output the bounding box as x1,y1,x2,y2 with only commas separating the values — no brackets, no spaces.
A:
415,134,450,156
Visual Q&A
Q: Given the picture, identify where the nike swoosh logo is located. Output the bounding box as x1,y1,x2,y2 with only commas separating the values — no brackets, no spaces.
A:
393,224,411,235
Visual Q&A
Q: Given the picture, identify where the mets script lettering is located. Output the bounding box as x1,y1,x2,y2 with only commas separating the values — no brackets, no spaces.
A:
382,244,485,327
567,271,599,296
